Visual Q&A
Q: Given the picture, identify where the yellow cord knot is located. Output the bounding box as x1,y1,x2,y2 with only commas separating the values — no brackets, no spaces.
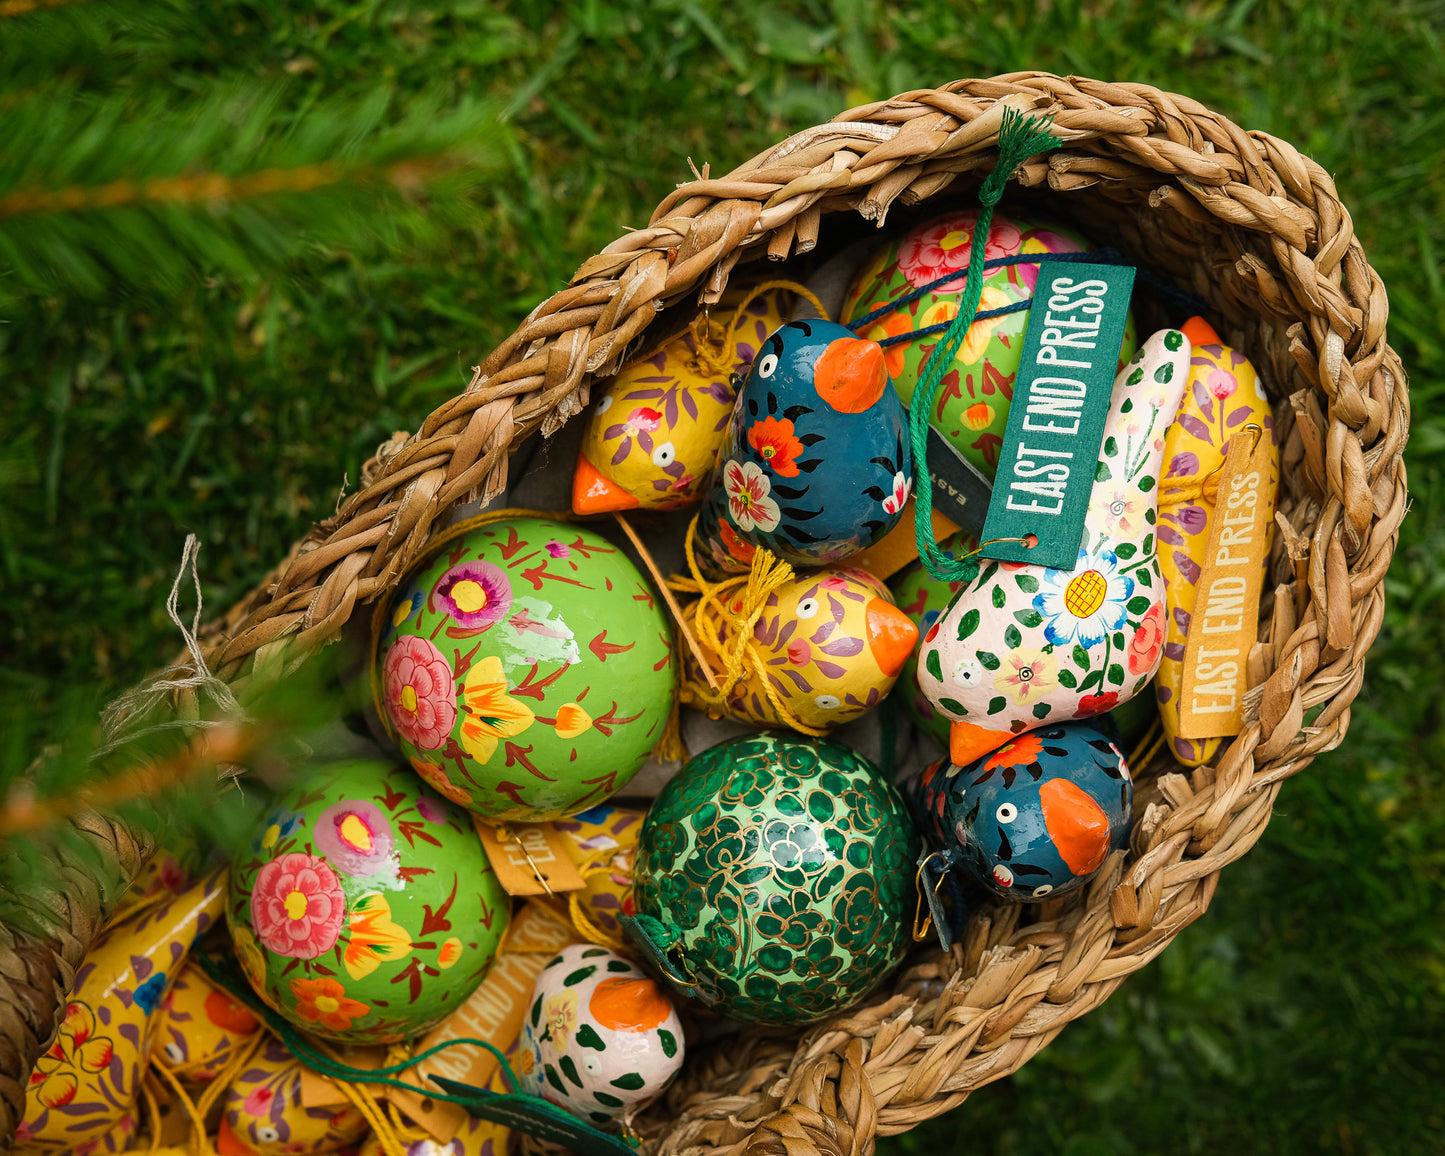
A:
667,516,826,737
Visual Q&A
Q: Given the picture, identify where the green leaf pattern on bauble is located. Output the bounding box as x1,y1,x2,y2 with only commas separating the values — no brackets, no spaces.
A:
632,733,920,1025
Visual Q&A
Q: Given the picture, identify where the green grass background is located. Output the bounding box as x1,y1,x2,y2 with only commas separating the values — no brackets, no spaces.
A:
3,1,1443,1152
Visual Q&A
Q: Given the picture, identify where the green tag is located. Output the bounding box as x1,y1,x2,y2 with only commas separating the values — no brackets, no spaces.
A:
980,261,1135,569
918,421,992,538
430,1076,638,1156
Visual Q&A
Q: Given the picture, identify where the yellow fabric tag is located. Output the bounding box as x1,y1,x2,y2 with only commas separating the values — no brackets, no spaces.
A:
1177,427,1274,739
473,818,588,896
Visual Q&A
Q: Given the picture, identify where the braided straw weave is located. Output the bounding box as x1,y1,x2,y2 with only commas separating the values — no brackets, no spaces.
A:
2,73,1409,1154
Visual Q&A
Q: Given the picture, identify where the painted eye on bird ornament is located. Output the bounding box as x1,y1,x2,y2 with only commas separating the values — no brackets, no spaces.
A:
996,803,1018,824
652,441,676,467
757,353,779,379
795,597,820,620
256,1127,280,1144
596,394,614,414
163,1041,185,1064
1031,884,1054,898
814,694,841,710
951,656,984,688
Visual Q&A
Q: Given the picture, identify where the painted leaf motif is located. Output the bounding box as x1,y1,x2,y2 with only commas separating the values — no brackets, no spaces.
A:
956,608,981,641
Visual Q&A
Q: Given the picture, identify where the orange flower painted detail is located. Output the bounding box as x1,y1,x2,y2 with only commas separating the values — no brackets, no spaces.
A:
957,286,1014,365
290,977,370,1032
437,937,464,969
553,702,593,739
588,977,672,1032
746,416,806,477
459,656,536,763
982,732,1044,773
719,521,756,564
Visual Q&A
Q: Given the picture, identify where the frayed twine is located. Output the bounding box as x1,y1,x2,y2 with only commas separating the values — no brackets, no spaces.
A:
92,534,251,783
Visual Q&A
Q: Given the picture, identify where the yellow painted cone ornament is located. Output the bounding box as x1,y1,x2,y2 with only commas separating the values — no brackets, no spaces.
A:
17,872,226,1154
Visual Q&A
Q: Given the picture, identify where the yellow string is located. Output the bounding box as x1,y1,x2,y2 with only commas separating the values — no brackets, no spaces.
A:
1157,472,1222,509
566,863,634,954
1127,719,1167,771
687,279,831,378
666,516,826,737
141,1070,165,1156
147,1057,215,1156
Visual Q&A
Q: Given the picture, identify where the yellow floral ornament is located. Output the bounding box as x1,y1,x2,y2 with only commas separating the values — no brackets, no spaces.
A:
343,892,414,980
459,656,536,763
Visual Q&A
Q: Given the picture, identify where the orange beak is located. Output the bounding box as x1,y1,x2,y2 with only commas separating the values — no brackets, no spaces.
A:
1039,777,1111,876
865,598,917,678
572,451,639,515
813,337,887,414
949,719,1014,768
1180,315,1222,348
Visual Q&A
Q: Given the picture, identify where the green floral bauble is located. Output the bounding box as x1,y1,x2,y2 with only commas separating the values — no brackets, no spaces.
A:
632,733,920,1025
372,517,674,821
840,210,1138,480
226,759,510,1045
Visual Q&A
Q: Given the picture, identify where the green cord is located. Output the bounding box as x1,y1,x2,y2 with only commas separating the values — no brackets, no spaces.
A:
910,107,1061,583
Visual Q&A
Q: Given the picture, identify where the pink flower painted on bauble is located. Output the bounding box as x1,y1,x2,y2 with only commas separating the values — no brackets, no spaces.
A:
896,212,1024,291
434,560,512,631
383,635,457,750
251,853,346,959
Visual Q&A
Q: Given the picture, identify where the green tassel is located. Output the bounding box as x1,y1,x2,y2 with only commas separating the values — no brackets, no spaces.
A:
910,107,1061,582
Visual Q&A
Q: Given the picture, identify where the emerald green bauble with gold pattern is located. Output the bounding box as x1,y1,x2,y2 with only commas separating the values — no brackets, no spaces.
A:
630,733,920,1025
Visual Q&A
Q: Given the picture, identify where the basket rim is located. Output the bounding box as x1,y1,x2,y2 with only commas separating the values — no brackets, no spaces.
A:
0,71,1411,1156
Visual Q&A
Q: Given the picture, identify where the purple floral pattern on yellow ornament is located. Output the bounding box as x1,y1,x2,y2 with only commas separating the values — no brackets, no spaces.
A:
1154,327,1279,765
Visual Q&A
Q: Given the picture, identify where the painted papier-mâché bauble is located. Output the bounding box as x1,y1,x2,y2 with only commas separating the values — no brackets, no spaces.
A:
629,733,920,1025
226,759,510,1045
890,530,981,745
840,209,1138,480
916,328,1192,768
153,962,261,1082
373,516,674,821
904,721,1132,901
518,944,685,1130
1156,317,1279,767
572,288,790,515
220,1036,367,1156
694,319,910,575
16,872,224,1156
679,567,918,732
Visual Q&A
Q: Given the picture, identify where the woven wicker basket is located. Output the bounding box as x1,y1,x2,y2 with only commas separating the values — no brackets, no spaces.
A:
1,73,1410,1156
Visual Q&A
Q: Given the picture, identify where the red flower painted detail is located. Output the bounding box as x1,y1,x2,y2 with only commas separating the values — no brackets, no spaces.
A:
251,853,346,959
1128,603,1166,674
1075,692,1120,717
383,635,457,750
